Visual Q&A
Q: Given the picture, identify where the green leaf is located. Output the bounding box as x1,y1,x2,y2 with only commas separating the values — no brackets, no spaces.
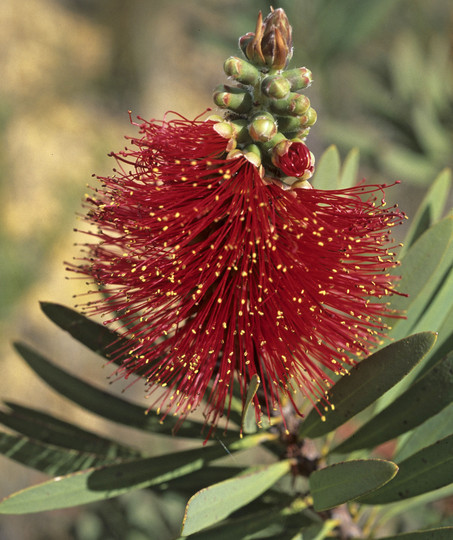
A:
311,145,341,190
332,352,453,454
309,459,398,511
177,500,320,540
377,528,453,540
241,373,260,435
0,402,138,458
0,431,117,476
299,332,437,439
376,484,453,530
377,217,453,410
387,216,453,342
395,402,453,462
358,433,453,504
13,342,232,440
154,465,247,494
418,302,453,377
0,432,269,514
40,302,131,368
338,147,359,189
410,266,453,338
296,520,338,540
400,169,451,257
181,460,291,536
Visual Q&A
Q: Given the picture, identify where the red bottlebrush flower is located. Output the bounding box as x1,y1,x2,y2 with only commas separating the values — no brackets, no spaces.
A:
272,139,315,178
74,113,404,436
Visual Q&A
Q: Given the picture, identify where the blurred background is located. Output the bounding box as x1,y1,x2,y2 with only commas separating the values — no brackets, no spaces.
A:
0,0,452,538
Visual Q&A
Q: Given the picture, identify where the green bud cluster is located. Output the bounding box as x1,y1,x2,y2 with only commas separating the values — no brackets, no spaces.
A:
213,46,316,186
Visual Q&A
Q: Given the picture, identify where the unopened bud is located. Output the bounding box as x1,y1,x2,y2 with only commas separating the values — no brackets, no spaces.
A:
275,115,305,134
261,75,291,99
213,119,251,144
243,144,262,167
302,107,317,127
224,57,260,86
285,127,311,140
283,67,313,91
261,8,293,70
291,179,313,190
227,147,262,169
239,8,293,70
249,112,278,142
213,121,235,140
206,114,224,123
238,32,255,58
280,108,316,137
213,85,253,114
269,93,310,116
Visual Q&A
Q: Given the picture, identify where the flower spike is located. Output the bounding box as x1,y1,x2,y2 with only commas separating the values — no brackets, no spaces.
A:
72,9,405,439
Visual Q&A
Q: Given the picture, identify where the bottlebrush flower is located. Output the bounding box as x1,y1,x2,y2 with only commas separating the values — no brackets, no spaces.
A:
72,8,404,437
73,112,403,436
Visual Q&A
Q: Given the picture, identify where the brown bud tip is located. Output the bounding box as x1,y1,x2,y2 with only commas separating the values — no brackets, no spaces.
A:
239,8,293,71
261,8,293,70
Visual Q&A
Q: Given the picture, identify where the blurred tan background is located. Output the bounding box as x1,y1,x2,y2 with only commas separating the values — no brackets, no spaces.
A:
0,0,452,538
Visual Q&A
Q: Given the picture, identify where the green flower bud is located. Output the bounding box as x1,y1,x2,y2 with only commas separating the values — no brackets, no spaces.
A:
282,67,313,91
275,115,304,133
260,131,287,154
261,75,291,99
301,107,317,127
284,127,312,140
226,147,262,169
212,119,251,144
248,112,278,142
213,85,253,114
224,56,260,85
212,121,235,140
230,119,252,143
243,144,262,167
269,93,310,116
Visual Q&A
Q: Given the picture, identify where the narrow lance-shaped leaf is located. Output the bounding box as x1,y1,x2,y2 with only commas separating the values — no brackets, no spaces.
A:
332,351,453,454
0,431,118,476
358,433,453,505
417,302,453,377
176,499,321,540
337,147,359,189
13,342,238,439
309,459,398,512
386,216,453,342
378,219,453,411
399,168,451,257
374,483,453,527
153,465,247,494
0,401,138,458
0,432,271,514
40,302,182,385
241,373,260,435
40,302,131,367
299,332,437,439
410,266,453,338
181,460,292,536
376,529,453,540
395,402,453,462
310,145,341,189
